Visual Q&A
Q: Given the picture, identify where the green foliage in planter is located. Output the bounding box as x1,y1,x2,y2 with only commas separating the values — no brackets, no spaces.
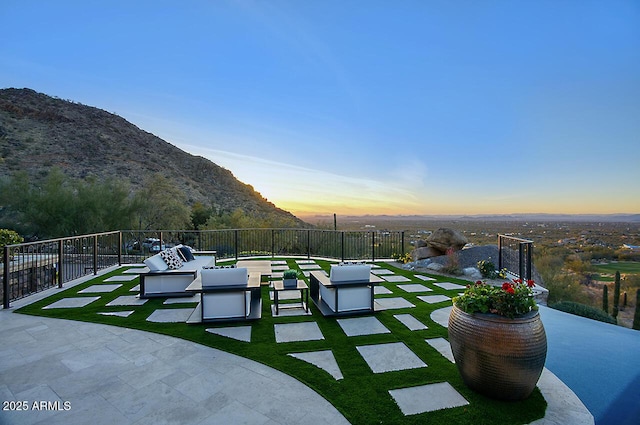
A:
283,269,298,280
476,260,507,279
453,279,538,319
550,301,617,324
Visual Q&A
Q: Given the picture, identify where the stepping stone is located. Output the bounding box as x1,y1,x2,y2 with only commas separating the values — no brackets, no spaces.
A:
415,275,436,281
274,322,324,343
298,264,321,270
130,284,140,292
357,342,426,373
106,296,147,306
146,308,195,323
98,311,135,318
271,264,290,271
123,267,148,274
388,382,468,415
43,297,100,309
434,282,467,290
289,350,343,380
78,284,121,293
417,295,451,304
271,260,288,265
371,269,394,275
374,286,392,295
431,306,452,328
271,272,284,278
206,326,252,342
163,295,198,304
337,316,390,337
426,338,455,363
374,297,415,311
394,314,428,331
397,284,432,293
382,275,411,283
295,260,315,265
103,275,138,282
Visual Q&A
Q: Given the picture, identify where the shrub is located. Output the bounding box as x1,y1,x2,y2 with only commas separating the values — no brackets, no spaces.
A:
550,301,617,325
477,260,507,279
441,247,462,275
0,229,23,259
392,252,412,264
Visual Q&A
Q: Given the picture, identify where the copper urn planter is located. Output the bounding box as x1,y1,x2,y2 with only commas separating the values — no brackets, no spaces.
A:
448,304,547,401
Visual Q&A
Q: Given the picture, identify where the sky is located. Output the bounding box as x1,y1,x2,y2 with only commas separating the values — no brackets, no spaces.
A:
2,0,639,217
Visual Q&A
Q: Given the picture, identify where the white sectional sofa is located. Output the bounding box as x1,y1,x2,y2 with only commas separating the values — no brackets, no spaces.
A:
139,246,215,298
309,263,383,316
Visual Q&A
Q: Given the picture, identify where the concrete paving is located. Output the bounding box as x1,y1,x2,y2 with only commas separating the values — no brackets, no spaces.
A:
0,311,349,425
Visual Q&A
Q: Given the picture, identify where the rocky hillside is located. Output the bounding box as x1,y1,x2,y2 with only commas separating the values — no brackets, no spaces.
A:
0,88,306,226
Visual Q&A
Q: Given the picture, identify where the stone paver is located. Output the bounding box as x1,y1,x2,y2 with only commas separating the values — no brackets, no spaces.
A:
434,282,467,290
374,297,415,311
103,275,138,282
78,284,121,293
374,286,392,295
289,350,343,380
397,284,432,293
106,296,147,306
206,326,252,342
146,308,195,323
357,342,427,373
415,275,436,281
163,295,198,304
274,322,324,343
98,310,135,318
371,269,394,275
337,316,390,336
426,338,455,363
394,314,428,331
389,382,469,415
382,275,411,283
417,295,451,304
43,297,101,309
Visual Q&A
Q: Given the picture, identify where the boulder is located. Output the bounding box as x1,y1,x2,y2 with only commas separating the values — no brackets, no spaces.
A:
427,228,468,252
426,262,444,271
415,239,428,248
412,246,443,261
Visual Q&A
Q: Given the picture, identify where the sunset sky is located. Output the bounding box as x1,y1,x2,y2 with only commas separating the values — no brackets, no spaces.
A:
2,1,639,216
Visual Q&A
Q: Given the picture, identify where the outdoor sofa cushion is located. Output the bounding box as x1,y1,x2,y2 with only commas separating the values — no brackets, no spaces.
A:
201,267,249,287
329,264,372,282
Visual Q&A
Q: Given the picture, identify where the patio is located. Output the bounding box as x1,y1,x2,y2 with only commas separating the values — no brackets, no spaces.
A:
2,257,635,424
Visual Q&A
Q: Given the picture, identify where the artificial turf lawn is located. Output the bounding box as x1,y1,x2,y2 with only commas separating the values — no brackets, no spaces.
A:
16,259,547,425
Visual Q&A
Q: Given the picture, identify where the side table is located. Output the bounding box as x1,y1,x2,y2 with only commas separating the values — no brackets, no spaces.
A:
273,280,309,315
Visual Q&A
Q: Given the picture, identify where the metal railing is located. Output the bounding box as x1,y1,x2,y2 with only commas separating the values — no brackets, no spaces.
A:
498,234,533,281
2,231,122,308
3,229,407,308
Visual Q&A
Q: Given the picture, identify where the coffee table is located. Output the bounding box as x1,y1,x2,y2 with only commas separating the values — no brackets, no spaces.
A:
273,280,309,315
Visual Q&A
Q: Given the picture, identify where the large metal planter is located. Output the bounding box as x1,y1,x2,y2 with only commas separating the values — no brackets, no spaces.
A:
448,304,547,401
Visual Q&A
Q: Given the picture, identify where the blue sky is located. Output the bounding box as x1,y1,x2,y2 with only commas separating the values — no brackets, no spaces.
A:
2,0,639,216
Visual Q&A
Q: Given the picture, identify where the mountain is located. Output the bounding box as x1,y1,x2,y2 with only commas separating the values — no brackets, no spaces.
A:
0,88,307,226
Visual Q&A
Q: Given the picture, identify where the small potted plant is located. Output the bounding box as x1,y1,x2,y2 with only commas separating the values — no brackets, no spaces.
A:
283,269,299,288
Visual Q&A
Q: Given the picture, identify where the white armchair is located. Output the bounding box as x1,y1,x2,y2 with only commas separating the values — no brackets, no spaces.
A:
312,264,379,315
200,268,253,321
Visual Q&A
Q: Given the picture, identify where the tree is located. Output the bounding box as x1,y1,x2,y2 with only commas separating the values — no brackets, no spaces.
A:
190,202,213,230
133,174,191,230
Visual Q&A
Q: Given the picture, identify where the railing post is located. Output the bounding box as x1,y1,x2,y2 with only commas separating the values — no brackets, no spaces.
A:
519,242,525,281
371,231,376,262
3,246,10,309
401,231,405,256
498,235,503,272
271,229,275,257
93,235,98,275
526,242,533,281
118,231,122,266
234,230,238,260
58,239,64,288
307,230,311,259
341,231,345,262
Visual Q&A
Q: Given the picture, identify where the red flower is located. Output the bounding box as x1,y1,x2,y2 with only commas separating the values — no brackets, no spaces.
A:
502,282,511,290
506,286,515,294
475,280,484,286
513,278,522,284
527,280,535,287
